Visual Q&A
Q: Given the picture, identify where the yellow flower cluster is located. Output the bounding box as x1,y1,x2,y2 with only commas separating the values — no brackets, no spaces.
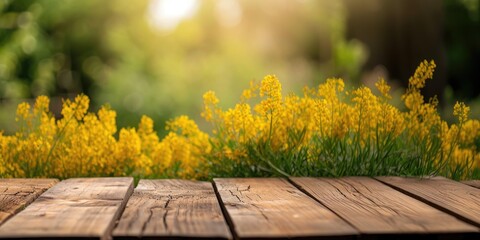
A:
0,94,207,178
441,101,479,169
204,75,405,154
1,60,479,179
203,63,479,177
453,102,470,124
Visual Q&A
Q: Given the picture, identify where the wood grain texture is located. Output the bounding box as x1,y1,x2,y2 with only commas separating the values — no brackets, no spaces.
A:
377,176,480,228
214,178,358,239
0,178,58,225
462,180,480,189
0,177,133,240
112,179,232,239
291,177,478,236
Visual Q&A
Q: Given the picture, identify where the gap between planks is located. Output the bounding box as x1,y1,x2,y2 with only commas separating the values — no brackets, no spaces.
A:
462,180,480,189
0,177,134,240
112,179,232,240
1,177,480,240
213,178,358,239
290,176,478,238
376,176,480,230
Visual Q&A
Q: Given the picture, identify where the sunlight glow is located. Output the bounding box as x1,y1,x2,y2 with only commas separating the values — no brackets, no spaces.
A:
148,0,198,31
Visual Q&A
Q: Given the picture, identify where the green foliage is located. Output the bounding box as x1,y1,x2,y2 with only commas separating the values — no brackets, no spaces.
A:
1,0,370,136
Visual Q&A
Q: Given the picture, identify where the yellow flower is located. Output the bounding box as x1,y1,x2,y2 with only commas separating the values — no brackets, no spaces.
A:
375,78,391,100
402,60,436,112
33,96,50,114
138,115,159,154
61,94,89,121
117,128,141,166
317,78,344,100
201,91,219,122
409,60,436,89
138,115,155,136
98,105,117,135
2,60,479,180
241,80,259,101
167,115,201,137
16,102,30,122
453,101,470,124
259,74,282,115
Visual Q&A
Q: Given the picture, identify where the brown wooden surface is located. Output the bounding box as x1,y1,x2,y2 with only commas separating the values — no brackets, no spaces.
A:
291,177,478,236
1,177,480,239
214,178,358,239
377,176,480,228
113,179,232,239
0,177,133,240
0,178,58,226
463,180,480,189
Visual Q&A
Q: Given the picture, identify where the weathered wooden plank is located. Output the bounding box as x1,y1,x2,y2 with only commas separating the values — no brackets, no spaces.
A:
0,177,133,240
462,180,480,189
0,178,58,226
214,178,358,239
291,177,478,236
112,179,232,239
377,176,480,228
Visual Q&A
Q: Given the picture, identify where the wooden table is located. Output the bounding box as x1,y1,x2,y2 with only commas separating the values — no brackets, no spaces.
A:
0,177,479,239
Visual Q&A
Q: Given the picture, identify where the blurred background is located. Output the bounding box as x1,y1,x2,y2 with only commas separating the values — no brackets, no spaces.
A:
1,0,479,135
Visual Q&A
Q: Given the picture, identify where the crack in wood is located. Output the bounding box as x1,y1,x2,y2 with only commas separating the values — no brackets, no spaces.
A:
228,190,243,203
140,213,153,238
162,195,173,232
330,179,403,217
237,185,251,195
251,203,269,221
